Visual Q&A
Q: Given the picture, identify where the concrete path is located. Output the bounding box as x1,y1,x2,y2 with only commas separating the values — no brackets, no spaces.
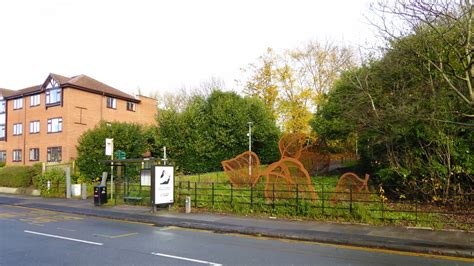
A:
0,193,472,259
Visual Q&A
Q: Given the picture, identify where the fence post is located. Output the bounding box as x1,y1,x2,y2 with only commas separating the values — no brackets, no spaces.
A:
194,182,197,208
212,182,215,208
178,181,182,205
250,185,254,209
272,183,275,210
415,200,418,225
321,183,325,215
349,184,353,214
381,194,385,222
230,183,233,208
296,184,299,214
216,172,219,183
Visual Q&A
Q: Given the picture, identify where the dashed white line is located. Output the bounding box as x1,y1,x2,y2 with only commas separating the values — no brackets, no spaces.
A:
24,230,103,246
151,252,222,266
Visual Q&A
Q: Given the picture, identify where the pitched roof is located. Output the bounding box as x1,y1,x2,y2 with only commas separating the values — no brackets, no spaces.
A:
0,88,16,98
61,74,137,102
3,73,138,102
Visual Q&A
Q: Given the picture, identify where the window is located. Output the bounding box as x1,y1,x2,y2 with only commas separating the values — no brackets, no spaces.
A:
47,118,62,133
46,88,61,105
47,146,62,162
127,101,136,111
0,100,5,113
0,125,4,139
107,97,116,109
13,149,22,162
30,94,40,106
13,98,23,110
0,151,6,162
29,121,40,134
29,148,39,161
13,123,22,135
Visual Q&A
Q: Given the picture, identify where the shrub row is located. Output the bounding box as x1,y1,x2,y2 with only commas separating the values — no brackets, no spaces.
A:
0,164,41,188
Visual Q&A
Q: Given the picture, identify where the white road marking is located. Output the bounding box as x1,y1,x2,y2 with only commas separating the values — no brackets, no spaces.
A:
24,230,103,246
151,252,222,266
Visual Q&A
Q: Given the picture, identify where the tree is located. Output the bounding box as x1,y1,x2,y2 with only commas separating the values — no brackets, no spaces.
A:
76,122,153,181
312,32,473,202
371,0,474,112
242,41,354,132
157,90,280,174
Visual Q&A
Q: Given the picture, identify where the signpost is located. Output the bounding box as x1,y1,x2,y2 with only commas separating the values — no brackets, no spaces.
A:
105,138,114,200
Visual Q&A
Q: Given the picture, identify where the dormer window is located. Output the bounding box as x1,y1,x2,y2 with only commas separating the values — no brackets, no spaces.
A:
45,78,61,106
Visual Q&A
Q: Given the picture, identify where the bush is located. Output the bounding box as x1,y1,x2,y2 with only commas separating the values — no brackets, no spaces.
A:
0,166,36,188
39,168,66,197
76,121,152,181
31,163,42,188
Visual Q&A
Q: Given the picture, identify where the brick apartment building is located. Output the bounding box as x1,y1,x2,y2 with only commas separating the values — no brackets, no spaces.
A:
0,73,157,165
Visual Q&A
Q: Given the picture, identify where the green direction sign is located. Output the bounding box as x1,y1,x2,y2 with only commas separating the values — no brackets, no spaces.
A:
116,150,126,160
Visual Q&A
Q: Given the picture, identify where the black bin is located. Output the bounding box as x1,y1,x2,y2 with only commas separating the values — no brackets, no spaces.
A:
94,185,107,206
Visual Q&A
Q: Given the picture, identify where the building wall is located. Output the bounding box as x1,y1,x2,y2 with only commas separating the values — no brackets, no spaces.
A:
63,88,157,160
1,87,157,165
3,92,68,165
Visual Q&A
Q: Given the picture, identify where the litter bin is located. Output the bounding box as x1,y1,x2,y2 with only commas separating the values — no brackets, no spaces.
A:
94,185,107,206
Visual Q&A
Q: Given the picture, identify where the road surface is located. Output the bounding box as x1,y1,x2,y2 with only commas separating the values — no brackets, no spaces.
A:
0,205,471,265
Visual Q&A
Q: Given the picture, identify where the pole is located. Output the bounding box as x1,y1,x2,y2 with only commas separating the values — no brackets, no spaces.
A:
110,139,114,202
248,122,252,177
162,146,167,165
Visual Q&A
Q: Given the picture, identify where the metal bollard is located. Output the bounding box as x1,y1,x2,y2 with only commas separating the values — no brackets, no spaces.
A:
185,196,191,214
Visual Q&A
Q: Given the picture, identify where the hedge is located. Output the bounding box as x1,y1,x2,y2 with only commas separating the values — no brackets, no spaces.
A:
0,165,41,188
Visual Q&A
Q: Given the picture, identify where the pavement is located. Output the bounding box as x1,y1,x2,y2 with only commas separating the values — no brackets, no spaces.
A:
0,193,472,259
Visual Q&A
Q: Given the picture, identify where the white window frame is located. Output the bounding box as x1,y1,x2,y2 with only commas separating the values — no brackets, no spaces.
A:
13,123,23,135
47,146,62,162
13,149,22,162
30,94,41,106
107,97,117,109
29,148,40,161
13,98,23,110
127,101,136,111
47,117,62,133
29,121,40,134
46,88,61,105
0,100,5,113
0,124,5,139
0,150,6,162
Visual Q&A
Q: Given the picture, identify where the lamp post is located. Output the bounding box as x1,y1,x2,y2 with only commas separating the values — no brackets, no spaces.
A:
247,122,253,177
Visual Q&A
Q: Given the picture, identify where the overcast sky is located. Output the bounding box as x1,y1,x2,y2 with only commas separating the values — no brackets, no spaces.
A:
0,0,376,97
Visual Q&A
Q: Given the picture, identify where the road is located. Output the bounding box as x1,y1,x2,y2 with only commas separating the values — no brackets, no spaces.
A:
0,205,471,266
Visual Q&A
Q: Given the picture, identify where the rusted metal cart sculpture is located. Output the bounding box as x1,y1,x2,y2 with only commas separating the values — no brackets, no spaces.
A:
331,172,370,204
